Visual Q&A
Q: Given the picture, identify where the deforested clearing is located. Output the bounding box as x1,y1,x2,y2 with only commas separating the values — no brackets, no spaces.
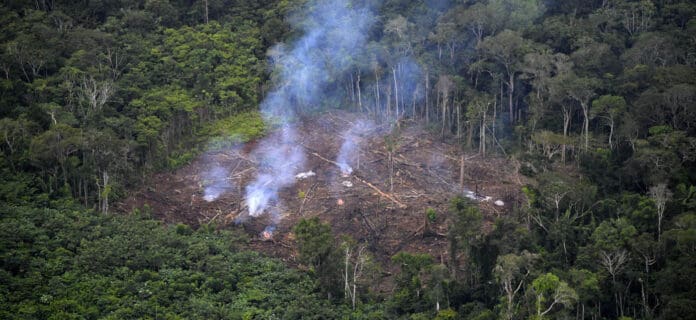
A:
118,110,523,283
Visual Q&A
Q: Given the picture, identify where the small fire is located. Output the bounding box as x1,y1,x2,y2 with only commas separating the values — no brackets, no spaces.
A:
261,230,273,240
337,198,344,206
261,225,276,240
338,163,353,177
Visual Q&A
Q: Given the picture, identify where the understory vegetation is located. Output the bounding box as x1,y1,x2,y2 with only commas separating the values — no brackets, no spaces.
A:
2,0,696,319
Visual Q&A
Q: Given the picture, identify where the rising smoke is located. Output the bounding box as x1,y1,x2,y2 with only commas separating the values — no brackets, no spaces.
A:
245,125,305,217
244,0,376,217
336,119,375,175
202,165,232,202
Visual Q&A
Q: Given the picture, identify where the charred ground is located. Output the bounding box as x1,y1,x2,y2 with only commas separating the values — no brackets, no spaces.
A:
118,110,525,283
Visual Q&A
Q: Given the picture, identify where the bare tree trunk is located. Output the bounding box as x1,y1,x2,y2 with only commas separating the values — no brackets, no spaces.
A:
650,184,672,242
508,72,515,124
582,102,589,150
459,155,464,187
640,279,649,319
393,67,399,120
203,0,209,24
351,245,366,310
562,106,571,164
482,113,487,156
608,116,614,149
374,85,379,117
102,170,109,214
375,73,380,117
467,123,473,149
357,73,362,113
441,93,447,137
386,85,392,120
349,73,355,106
425,71,430,123
412,89,417,120
493,89,497,141
436,90,440,125
344,246,351,302
457,102,461,139
389,152,394,192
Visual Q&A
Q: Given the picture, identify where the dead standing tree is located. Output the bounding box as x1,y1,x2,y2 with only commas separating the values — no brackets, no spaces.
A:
436,74,454,137
342,239,372,310
649,183,672,242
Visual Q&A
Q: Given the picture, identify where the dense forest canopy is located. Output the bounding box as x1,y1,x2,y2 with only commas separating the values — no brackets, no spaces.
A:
1,0,696,319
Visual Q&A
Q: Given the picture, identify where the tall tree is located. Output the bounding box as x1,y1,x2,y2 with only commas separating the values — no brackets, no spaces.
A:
591,95,627,149
558,72,600,151
479,30,534,124
493,250,537,320
649,183,672,242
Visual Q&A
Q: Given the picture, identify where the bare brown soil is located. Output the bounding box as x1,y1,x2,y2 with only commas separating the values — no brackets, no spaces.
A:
117,110,526,288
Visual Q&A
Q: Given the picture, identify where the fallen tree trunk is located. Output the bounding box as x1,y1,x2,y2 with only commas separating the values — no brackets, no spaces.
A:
352,175,407,209
307,151,407,209
309,151,342,167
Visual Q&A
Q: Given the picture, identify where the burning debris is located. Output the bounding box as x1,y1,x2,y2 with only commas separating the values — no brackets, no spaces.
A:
462,189,505,206
245,125,305,217
261,225,276,240
118,110,524,275
336,119,375,178
203,194,219,202
295,171,316,180
463,189,492,202
339,164,353,177
242,0,375,223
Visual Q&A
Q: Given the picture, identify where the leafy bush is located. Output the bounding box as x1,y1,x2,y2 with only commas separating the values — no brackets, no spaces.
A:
426,208,437,223
201,111,268,152
0,204,342,319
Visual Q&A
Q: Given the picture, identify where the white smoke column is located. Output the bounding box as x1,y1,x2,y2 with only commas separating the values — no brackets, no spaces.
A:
202,165,232,202
199,142,243,202
246,125,305,217
336,119,375,175
244,0,375,216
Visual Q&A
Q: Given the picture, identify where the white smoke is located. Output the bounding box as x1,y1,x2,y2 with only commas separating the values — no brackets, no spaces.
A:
202,165,232,202
244,0,376,217
336,119,375,175
245,125,305,217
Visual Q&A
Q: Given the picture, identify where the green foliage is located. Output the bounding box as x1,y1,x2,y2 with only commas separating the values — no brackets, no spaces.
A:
426,207,437,223
449,197,483,243
530,273,577,319
390,252,434,314
434,308,457,319
0,0,272,207
294,217,341,299
591,218,637,252
202,111,267,149
0,204,342,319
294,217,334,269
2,0,696,319
521,185,539,207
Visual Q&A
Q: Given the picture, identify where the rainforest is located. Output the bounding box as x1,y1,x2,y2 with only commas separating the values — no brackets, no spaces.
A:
1,0,696,319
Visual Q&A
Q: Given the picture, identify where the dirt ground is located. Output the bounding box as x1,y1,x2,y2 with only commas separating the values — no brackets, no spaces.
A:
117,110,526,289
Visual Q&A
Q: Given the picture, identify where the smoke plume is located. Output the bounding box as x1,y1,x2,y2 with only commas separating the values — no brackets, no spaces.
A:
244,0,376,217
202,165,232,202
336,119,375,175
245,125,305,216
